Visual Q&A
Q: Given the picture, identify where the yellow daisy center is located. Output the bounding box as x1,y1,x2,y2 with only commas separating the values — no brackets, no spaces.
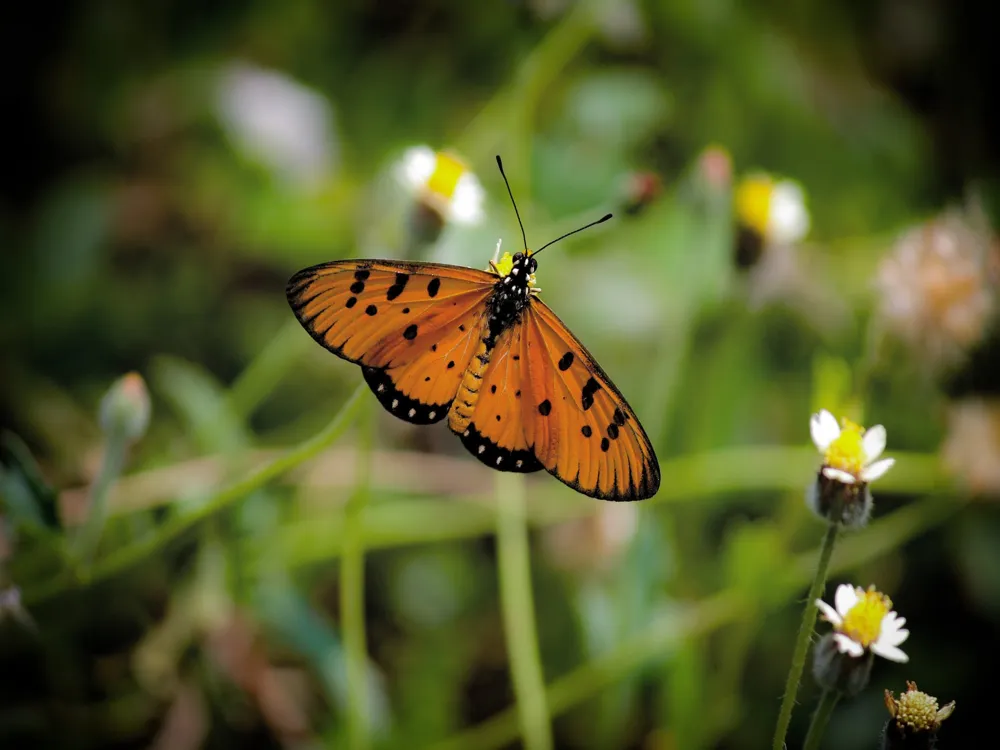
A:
425,151,466,201
840,586,891,647
735,175,774,236
824,418,866,476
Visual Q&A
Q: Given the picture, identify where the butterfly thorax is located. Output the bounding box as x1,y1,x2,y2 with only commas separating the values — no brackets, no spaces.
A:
485,251,537,346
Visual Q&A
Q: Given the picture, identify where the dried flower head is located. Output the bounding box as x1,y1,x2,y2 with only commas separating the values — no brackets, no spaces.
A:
882,681,955,749
875,207,998,372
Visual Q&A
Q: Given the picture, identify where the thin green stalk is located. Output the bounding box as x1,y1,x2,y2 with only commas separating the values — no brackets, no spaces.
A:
342,397,374,750
75,433,128,569
25,384,367,606
495,472,552,750
229,319,310,419
802,690,841,750
771,521,840,750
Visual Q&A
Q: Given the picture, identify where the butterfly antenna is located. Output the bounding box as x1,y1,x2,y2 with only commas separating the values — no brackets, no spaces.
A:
496,155,528,252
533,213,613,256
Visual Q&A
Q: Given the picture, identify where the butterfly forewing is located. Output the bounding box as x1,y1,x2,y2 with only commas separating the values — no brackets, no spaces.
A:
518,300,660,501
287,260,495,423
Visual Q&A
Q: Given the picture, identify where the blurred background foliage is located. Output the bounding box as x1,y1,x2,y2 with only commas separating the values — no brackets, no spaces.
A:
2,0,1000,748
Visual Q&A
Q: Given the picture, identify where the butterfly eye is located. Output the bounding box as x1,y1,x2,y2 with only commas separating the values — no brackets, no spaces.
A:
512,252,524,262
527,258,538,273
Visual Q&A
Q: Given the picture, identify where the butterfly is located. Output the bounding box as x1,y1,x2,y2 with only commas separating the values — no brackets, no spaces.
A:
286,156,660,500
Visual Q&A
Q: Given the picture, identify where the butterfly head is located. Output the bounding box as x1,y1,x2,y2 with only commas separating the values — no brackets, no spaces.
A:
491,248,539,294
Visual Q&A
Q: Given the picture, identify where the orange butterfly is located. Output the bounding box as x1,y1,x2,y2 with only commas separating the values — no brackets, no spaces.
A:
286,157,660,500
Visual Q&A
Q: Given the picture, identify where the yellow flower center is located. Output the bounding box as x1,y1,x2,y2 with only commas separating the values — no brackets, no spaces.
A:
840,586,891,647
735,174,774,236
425,151,466,201
824,418,866,476
494,251,514,277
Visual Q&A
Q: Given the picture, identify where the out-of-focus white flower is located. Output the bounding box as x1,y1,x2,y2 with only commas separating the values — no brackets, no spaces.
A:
735,172,810,251
396,146,484,226
816,583,909,662
810,409,895,485
216,62,337,191
941,398,1000,495
875,207,998,372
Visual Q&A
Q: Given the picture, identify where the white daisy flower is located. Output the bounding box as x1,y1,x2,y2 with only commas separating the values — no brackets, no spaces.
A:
735,172,810,247
810,409,896,485
816,583,909,663
397,146,484,225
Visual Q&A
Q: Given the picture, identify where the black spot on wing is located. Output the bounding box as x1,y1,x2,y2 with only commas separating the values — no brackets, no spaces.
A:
350,280,365,294
346,296,358,308
581,425,592,437
427,278,441,297
354,269,370,281
581,377,600,411
362,366,450,425
538,399,552,416
386,272,409,301
365,304,378,316
457,422,543,473
403,324,418,340
558,352,574,371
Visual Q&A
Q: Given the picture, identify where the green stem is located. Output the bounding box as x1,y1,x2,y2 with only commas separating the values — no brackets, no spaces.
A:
771,520,840,750
229,319,310,419
75,433,129,569
25,384,367,606
802,690,841,750
342,398,374,750
495,472,552,750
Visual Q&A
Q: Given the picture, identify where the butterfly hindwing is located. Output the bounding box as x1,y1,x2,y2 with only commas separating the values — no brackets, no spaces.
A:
517,300,660,501
454,324,544,473
287,260,494,424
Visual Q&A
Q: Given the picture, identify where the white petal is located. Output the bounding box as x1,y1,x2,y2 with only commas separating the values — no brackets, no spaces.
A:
834,584,859,617
879,614,910,647
862,425,887,462
450,173,485,225
823,467,857,484
811,410,841,451
399,146,436,190
861,458,895,483
768,181,810,245
872,641,909,663
833,633,865,658
815,599,842,625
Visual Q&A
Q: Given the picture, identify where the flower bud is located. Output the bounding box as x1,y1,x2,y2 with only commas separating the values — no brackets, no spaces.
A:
99,372,151,442
806,471,873,528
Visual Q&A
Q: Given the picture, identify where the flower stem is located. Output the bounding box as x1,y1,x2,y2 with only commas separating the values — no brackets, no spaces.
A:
25,384,367,605
771,520,840,750
342,397,375,750
495,472,552,750
802,689,841,750
75,432,129,569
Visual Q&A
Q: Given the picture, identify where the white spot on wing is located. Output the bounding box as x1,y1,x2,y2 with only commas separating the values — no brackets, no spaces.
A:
478,445,486,454
408,408,416,418
391,399,399,409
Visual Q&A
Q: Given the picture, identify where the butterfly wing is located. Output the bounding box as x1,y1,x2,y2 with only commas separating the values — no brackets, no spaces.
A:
518,299,660,500
453,322,545,473
287,260,494,424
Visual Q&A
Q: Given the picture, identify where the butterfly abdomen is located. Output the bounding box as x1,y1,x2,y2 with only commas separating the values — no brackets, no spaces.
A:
448,336,491,433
